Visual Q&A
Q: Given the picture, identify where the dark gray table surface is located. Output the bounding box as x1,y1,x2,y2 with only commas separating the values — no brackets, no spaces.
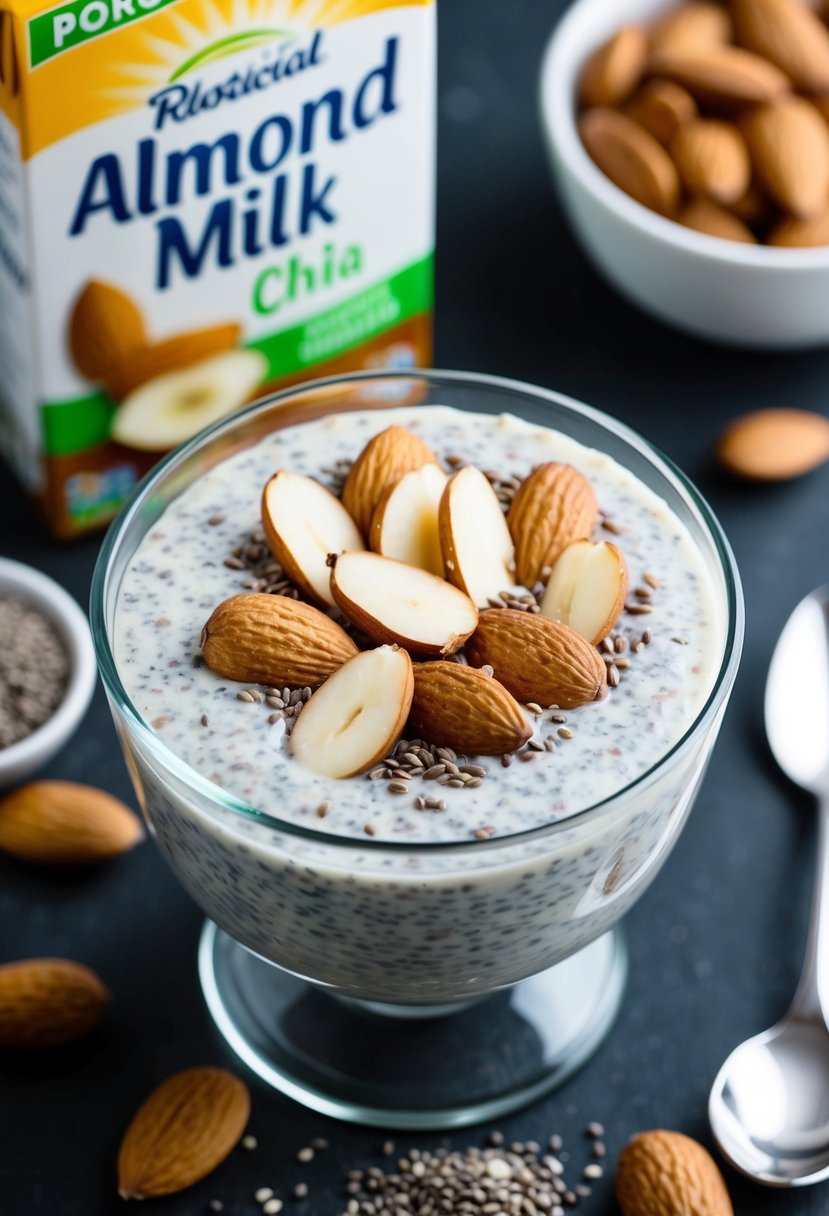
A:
3,2,829,1212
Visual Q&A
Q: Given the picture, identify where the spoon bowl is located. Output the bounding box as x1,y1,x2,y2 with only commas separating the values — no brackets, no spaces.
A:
710,586,829,1188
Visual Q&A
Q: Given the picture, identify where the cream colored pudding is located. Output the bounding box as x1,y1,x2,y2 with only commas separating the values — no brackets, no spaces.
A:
111,403,727,1002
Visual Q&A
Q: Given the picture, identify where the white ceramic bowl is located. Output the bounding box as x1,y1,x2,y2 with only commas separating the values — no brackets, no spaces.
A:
540,0,829,349
0,558,96,789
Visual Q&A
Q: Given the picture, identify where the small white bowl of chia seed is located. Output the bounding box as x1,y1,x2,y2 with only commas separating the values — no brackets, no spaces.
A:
0,557,97,789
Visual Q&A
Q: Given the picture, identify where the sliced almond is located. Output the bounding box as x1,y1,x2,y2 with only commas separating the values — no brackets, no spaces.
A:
342,425,436,537
580,26,648,108
330,551,477,656
579,107,681,216
201,593,358,688
290,646,414,779
743,96,829,219
540,541,628,646
409,663,532,756
439,465,522,608
670,119,751,205
648,46,790,107
679,199,757,242
717,408,829,480
625,79,698,145
118,1067,250,1199
0,781,144,866
262,470,364,607
370,461,448,576
732,0,829,94
506,462,598,589
769,209,829,245
104,323,242,400
649,3,733,57
0,958,110,1049
465,609,608,710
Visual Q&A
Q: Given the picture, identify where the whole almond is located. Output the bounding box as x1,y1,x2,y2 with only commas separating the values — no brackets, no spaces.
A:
732,0,829,94
580,108,681,216
717,408,829,480
616,1130,733,1216
580,26,648,107
670,119,751,204
626,79,698,145
0,781,143,866
69,280,146,381
679,199,757,242
730,183,774,227
649,46,790,106
342,425,436,537
769,209,829,245
465,609,607,710
507,462,598,588
0,958,110,1048
105,323,241,400
118,1067,250,1199
409,663,532,756
743,96,829,218
650,2,733,57
201,593,358,687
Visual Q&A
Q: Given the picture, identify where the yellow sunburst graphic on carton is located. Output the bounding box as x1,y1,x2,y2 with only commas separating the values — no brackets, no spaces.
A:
20,0,427,158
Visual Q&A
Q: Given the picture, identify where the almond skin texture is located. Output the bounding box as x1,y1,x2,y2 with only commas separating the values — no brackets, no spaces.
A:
69,280,146,381
579,107,681,215
409,663,532,756
717,408,829,480
507,462,598,588
769,209,829,245
648,46,790,107
0,781,144,866
743,97,829,218
626,79,698,145
465,609,608,709
649,3,732,57
580,26,648,107
616,1130,733,1216
732,0,829,94
670,120,751,205
342,425,436,537
104,323,241,400
118,1067,250,1200
679,199,756,242
0,958,110,1048
201,593,358,687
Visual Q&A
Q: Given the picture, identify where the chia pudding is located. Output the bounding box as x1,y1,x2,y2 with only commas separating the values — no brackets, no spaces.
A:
110,403,731,1003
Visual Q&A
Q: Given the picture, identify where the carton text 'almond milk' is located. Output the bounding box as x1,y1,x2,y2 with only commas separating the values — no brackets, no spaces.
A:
0,0,435,535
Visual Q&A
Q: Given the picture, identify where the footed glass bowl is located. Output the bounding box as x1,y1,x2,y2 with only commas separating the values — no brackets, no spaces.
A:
91,370,743,1128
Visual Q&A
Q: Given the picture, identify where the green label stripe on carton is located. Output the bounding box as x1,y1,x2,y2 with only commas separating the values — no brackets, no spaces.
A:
29,0,180,68
40,254,433,456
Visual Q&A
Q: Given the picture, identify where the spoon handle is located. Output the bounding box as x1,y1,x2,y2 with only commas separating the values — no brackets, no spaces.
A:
790,793,829,1023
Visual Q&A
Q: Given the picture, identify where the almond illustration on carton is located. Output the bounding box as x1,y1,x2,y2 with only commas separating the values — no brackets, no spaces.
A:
329,551,478,657
616,1129,733,1216
69,280,146,381
465,609,608,709
0,958,110,1048
409,663,532,756
201,593,358,688
506,462,598,588
104,322,242,400
290,646,414,779
342,425,436,537
0,780,143,866
117,1067,250,1200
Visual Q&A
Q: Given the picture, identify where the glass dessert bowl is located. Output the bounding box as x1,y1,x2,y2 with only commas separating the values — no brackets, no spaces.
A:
91,369,743,1128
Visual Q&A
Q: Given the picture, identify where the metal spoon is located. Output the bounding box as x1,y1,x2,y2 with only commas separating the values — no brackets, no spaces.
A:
709,586,829,1187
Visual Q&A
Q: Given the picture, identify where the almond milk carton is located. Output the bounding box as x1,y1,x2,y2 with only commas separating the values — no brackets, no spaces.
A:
0,0,435,535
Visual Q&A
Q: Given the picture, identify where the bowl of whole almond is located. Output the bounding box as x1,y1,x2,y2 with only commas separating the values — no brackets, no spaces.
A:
541,0,829,348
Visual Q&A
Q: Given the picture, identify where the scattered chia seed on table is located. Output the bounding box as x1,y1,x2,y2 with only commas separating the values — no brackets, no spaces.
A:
0,595,69,748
